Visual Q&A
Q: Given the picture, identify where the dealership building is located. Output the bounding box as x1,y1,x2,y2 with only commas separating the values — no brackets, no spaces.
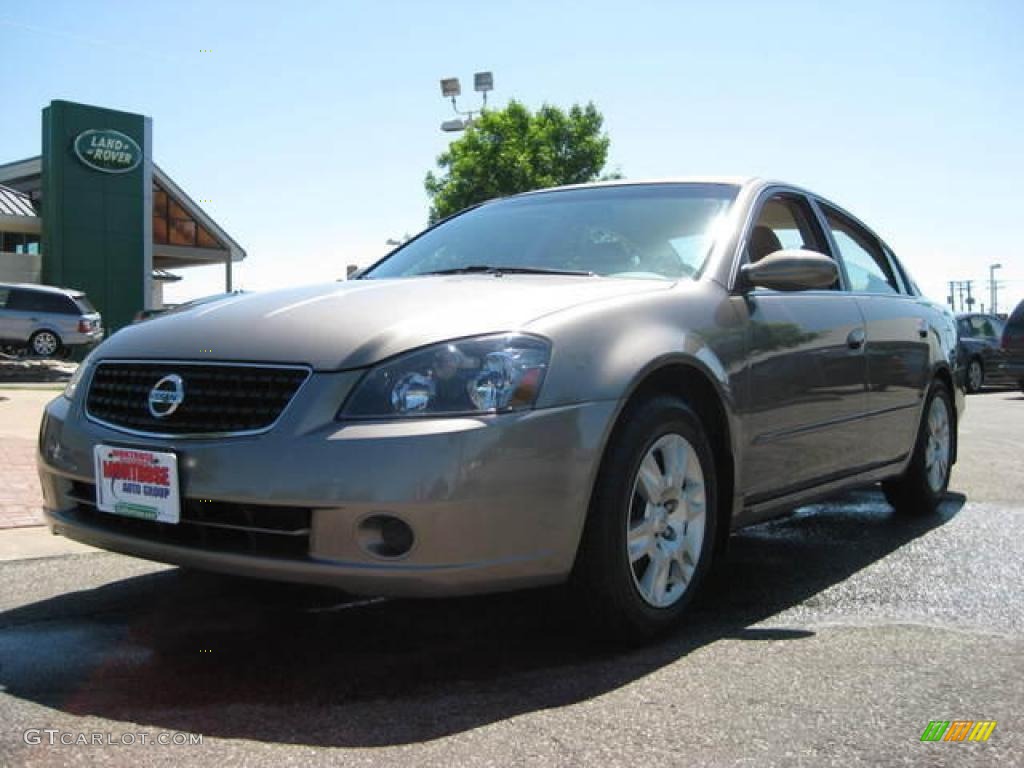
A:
0,100,245,331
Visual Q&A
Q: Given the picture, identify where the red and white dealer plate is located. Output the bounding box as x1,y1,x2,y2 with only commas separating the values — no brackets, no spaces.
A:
93,445,181,524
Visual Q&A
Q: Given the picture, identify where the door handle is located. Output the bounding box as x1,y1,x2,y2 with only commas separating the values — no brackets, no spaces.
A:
847,328,866,350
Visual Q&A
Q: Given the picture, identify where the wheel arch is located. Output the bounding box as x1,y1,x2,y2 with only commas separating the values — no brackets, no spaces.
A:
932,363,959,464
29,326,64,349
586,355,739,560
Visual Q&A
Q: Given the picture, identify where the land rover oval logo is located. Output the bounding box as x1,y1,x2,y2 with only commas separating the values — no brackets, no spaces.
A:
148,374,185,418
73,129,142,174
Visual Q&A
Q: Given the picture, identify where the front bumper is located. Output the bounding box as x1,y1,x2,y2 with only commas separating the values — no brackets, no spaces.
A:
37,374,617,597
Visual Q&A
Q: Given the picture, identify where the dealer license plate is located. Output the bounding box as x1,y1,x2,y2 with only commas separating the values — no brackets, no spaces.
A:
93,445,181,524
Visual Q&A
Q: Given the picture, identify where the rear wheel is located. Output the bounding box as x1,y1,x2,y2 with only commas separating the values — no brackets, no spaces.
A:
965,357,984,393
572,396,717,640
882,381,953,516
29,330,61,358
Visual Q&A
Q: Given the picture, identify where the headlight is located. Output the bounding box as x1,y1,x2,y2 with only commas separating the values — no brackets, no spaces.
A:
63,350,97,401
340,334,551,418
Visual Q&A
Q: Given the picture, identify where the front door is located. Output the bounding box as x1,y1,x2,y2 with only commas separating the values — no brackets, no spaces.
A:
738,192,869,503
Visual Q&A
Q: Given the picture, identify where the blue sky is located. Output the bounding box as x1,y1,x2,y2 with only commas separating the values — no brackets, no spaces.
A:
2,0,1022,312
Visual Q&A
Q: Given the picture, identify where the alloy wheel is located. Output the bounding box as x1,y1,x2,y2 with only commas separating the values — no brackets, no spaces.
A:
627,433,707,608
31,332,59,357
924,395,951,493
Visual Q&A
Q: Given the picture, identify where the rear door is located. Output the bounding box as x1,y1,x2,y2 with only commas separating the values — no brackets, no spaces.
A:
817,203,930,466
738,191,870,503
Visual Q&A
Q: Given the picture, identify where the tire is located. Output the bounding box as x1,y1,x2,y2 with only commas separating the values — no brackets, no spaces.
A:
29,330,61,358
572,396,718,641
965,357,984,394
882,381,954,516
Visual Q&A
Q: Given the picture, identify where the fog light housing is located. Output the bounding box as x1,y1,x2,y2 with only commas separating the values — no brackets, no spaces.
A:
357,514,415,559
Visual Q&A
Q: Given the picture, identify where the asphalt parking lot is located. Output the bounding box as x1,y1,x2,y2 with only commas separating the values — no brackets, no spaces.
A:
0,389,1021,767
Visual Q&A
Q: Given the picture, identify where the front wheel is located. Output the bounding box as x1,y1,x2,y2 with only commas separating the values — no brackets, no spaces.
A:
882,382,954,516
572,396,717,640
965,357,984,394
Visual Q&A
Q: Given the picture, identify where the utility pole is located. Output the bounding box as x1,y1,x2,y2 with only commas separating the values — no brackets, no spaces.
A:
965,280,975,311
948,281,956,310
990,263,1003,315
957,281,965,313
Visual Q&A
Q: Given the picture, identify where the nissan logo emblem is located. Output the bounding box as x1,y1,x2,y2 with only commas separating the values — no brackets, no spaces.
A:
148,374,185,418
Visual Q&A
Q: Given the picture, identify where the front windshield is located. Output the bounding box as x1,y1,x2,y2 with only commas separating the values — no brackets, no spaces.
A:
363,183,738,280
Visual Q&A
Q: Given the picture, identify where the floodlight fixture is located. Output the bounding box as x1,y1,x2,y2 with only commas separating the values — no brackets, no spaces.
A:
474,71,493,93
440,78,461,98
438,71,493,132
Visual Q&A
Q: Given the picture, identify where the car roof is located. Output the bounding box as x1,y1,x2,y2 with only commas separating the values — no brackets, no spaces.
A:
510,176,766,198
0,282,83,297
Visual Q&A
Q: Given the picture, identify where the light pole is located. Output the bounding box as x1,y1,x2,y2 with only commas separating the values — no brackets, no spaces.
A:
439,71,494,132
989,263,1003,315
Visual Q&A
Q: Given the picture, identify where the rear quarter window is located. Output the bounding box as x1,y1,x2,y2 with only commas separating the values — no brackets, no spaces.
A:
74,295,97,314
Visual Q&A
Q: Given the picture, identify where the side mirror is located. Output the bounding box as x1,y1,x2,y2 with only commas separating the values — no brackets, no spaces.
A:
740,250,838,292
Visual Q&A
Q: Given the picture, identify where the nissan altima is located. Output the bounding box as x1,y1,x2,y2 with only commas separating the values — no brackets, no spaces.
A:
37,178,962,638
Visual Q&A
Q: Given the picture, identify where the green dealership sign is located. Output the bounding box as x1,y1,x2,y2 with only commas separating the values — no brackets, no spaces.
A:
73,128,142,174
43,101,152,333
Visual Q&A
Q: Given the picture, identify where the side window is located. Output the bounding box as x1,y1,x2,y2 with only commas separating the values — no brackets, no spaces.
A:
971,316,1002,339
822,206,899,295
5,290,36,311
4,290,75,314
747,194,830,264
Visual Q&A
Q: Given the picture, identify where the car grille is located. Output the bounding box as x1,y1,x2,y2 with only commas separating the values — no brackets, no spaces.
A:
86,361,310,436
67,481,312,559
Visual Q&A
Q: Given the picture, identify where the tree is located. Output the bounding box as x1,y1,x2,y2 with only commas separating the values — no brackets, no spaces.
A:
424,100,618,223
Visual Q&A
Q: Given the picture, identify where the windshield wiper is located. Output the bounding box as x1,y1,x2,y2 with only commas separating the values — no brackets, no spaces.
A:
420,265,595,277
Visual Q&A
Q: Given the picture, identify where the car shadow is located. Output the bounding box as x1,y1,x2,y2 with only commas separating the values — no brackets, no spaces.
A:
0,488,964,747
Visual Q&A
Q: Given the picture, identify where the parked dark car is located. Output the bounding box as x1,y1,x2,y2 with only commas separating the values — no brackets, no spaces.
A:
956,313,1007,393
1001,299,1024,392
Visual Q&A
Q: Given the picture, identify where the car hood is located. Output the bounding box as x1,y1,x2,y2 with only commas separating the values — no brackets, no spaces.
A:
99,275,673,370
